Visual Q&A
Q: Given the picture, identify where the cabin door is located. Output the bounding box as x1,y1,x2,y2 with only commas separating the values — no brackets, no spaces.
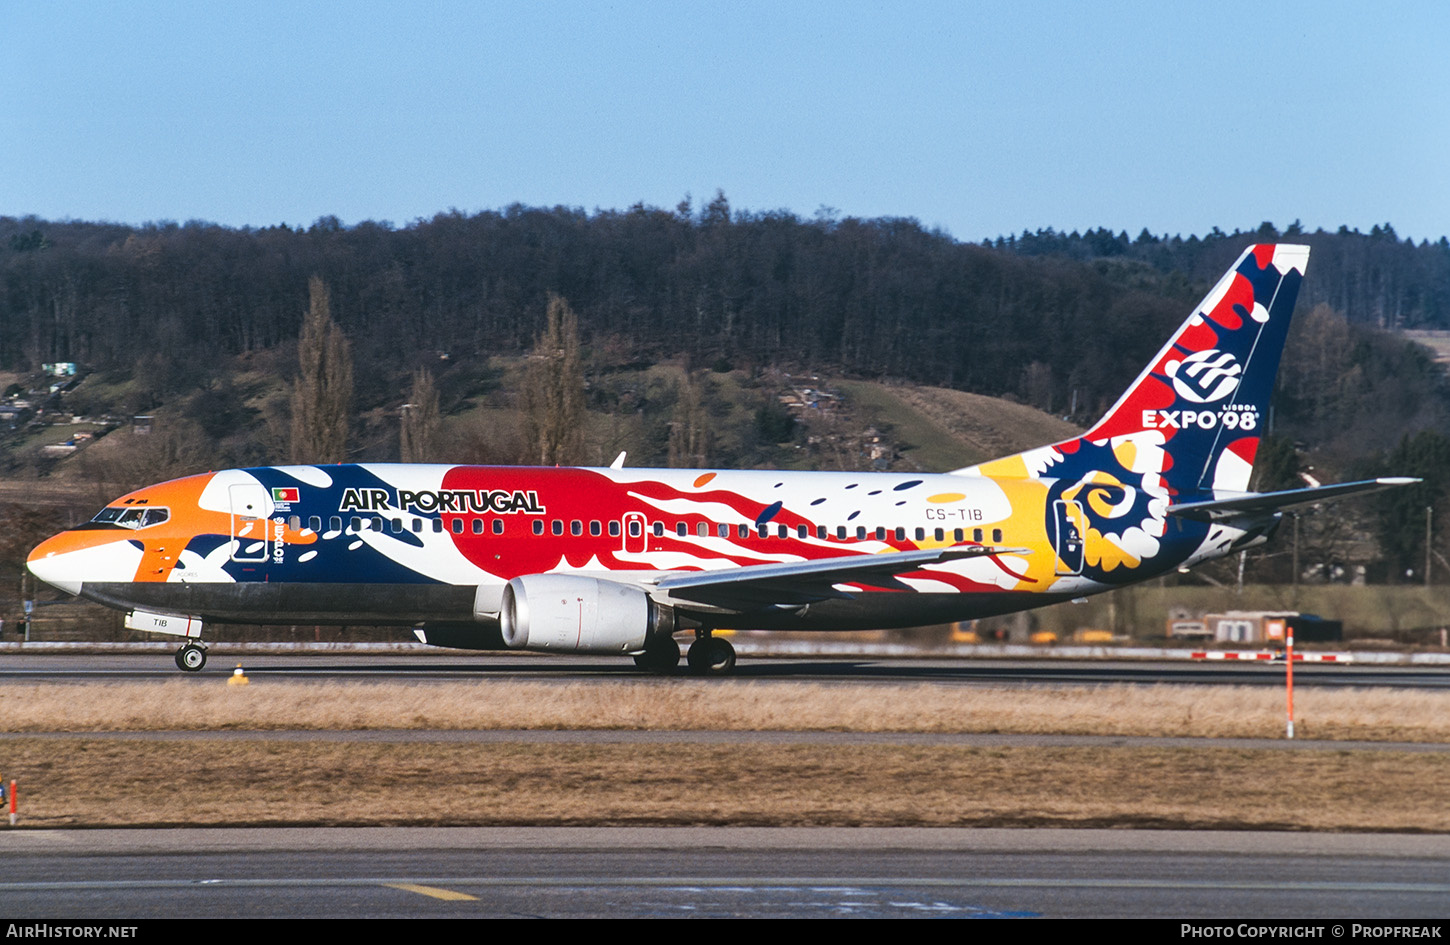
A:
1051,499,1085,576
230,483,272,562
622,511,647,554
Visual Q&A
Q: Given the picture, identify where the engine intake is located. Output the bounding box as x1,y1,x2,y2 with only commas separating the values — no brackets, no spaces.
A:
499,574,673,654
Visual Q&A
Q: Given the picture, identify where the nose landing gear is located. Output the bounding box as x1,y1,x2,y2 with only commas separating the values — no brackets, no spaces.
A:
174,642,208,672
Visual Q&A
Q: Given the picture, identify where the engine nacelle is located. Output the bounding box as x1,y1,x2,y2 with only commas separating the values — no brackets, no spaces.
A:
499,574,673,654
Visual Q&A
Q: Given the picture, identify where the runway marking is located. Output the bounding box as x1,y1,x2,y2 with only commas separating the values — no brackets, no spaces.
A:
1,876,1447,894
384,882,479,901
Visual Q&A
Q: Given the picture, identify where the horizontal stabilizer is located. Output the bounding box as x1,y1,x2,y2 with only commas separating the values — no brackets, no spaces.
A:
1166,477,1420,521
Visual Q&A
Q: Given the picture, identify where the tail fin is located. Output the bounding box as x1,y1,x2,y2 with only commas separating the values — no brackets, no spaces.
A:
960,243,1309,497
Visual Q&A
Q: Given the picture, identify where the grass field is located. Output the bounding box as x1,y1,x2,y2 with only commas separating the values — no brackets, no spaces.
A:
4,738,1445,831
1,679,1447,831
4,678,1450,741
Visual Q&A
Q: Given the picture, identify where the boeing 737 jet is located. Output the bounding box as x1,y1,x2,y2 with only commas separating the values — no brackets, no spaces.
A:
27,244,1414,673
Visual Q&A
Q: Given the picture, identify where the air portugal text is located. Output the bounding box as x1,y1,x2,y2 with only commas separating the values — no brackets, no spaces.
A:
338,487,545,515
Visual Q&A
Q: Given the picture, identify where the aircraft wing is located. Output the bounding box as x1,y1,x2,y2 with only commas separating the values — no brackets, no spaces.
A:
651,545,1027,611
1166,477,1420,521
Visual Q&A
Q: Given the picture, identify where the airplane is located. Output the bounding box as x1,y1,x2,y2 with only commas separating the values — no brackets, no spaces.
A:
26,243,1416,674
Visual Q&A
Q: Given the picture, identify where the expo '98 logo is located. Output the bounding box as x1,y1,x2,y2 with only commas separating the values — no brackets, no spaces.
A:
1166,349,1243,404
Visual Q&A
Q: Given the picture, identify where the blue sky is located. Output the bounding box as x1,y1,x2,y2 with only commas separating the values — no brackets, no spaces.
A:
4,1,1447,242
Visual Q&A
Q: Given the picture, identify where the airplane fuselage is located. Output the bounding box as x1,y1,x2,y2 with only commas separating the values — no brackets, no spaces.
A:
30,462,1239,633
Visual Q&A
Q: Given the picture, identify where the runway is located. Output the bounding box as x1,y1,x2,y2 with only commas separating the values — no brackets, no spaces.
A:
3,650,1448,688
1,827,1447,919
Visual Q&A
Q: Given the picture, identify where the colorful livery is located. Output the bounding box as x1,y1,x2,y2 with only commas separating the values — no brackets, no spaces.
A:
26,244,1413,672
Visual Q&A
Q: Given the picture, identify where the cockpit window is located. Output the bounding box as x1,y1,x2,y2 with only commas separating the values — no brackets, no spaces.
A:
90,506,169,529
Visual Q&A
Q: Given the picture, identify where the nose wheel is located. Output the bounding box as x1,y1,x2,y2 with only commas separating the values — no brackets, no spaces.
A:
175,643,208,672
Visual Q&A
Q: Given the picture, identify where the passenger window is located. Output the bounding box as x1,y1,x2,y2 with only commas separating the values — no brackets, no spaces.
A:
797,525,808,538
609,521,621,537
627,521,640,538
758,525,769,539
954,528,963,542
533,520,544,536
914,527,925,541
894,527,905,541
452,519,464,534
350,517,362,533
493,519,504,535
676,522,687,537
718,523,729,538
552,520,564,536
777,524,788,538
697,522,708,537
856,526,866,540
413,518,423,533
392,518,403,534
433,519,443,533
934,528,944,542
330,516,342,533
473,519,484,535
288,515,302,531
590,520,602,537
309,516,322,532
973,528,983,542
738,524,750,538
653,522,663,537
993,528,1003,543
875,527,886,541
571,520,583,536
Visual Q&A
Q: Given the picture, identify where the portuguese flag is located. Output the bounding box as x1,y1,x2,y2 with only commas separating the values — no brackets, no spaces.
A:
272,487,300,502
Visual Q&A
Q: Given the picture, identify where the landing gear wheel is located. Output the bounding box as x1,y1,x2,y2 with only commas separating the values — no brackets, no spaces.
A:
632,634,681,672
175,643,207,673
686,636,736,676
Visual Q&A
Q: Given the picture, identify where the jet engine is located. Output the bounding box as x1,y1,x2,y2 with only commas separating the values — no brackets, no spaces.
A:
499,574,674,654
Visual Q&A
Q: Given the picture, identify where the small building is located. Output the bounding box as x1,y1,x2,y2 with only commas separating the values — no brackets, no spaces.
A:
1204,610,1343,644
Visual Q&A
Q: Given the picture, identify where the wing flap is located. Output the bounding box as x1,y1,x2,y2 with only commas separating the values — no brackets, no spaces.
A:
654,545,1028,613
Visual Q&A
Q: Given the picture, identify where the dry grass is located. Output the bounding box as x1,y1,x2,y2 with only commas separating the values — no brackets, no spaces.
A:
2,679,1448,742
3,739,1446,831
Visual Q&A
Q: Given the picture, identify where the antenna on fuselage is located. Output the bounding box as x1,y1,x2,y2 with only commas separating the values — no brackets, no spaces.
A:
610,452,627,469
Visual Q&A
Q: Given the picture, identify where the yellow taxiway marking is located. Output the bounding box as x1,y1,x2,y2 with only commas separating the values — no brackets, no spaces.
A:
384,882,479,901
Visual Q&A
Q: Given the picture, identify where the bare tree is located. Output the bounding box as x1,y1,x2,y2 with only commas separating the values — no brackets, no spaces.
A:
290,277,353,464
520,293,584,465
668,370,710,468
399,367,441,462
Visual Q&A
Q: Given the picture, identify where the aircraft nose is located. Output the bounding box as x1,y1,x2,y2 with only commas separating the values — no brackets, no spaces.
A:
27,533,86,596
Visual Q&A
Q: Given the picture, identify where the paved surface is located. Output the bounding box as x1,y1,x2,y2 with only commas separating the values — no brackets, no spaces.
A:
2,828,1447,918
3,651,1449,688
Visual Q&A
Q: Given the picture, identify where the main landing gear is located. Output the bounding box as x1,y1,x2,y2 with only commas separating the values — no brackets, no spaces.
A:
632,633,681,672
632,632,737,675
174,642,208,672
685,632,736,676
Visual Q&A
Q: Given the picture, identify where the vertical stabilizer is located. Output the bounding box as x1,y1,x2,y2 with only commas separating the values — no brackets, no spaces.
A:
958,243,1309,498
